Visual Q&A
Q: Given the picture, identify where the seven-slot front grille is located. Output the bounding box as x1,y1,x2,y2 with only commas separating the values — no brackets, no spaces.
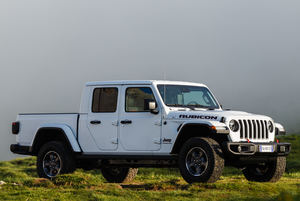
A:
237,119,269,140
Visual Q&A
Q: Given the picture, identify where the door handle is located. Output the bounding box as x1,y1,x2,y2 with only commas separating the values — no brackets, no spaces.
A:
90,120,101,125
120,120,132,124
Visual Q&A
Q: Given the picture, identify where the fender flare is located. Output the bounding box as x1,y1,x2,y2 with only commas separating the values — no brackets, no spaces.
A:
31,123,82,152
177,121,213,132
275,123,286,135
171,122,212,153
177,120,229,134
171,121,228,153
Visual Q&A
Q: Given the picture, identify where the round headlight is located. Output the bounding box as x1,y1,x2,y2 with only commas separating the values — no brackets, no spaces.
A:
229,120,239,132
268,121,274,132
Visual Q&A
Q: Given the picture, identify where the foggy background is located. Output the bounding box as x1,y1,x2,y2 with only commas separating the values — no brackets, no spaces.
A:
0,0,299,161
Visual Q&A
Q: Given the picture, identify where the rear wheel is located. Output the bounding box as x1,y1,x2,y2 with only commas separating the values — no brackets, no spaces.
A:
101,167,138,183
37,141,75,179
178,137,224,183
242,156,286,182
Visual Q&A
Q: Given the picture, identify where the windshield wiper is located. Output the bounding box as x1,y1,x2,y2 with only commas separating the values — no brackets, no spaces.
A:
166,104,185,107
185,105,197,110
186,104,216,110
167,104,216,110
167,104,196,110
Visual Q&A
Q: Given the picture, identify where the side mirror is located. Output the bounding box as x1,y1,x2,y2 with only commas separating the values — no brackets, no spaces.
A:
149,101,159,114
149,101,156,110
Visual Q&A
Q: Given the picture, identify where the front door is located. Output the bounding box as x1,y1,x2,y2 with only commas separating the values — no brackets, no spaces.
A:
119,85,162,151
87,86,120,150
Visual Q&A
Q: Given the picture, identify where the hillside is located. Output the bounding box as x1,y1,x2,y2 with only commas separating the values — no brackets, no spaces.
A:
0,135,299,201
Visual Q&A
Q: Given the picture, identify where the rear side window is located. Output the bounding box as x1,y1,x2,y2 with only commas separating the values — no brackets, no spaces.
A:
125,87,155,112
92,88,118,112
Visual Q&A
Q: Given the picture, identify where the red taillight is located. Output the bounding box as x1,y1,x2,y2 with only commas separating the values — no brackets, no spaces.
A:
276,138,279,143
12,122,20,134
247,139,250,143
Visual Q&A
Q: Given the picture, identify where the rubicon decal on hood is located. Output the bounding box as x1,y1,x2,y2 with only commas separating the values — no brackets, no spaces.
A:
179,114,218,120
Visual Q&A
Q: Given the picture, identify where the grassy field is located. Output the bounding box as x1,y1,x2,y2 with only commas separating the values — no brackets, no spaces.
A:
0,135,299,201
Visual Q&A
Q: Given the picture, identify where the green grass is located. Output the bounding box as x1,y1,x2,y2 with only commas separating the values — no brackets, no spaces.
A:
0,135,299,201
278,135,300,173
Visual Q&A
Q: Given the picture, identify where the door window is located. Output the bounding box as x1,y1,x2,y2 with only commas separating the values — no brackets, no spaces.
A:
92,88,118,113
125,87,155,112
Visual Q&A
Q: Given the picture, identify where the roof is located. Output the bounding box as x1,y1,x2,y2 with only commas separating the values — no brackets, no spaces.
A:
86,80,153,86
85,80,206,87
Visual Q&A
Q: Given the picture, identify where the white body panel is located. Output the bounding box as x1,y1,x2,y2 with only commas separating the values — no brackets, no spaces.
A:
118,85,162,151
78,113,100,153
16,114,80,151
86,85,121,151
14,80,285,156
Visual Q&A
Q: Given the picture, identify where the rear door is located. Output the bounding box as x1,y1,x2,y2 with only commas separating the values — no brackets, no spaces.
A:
119,85,162,151
87,86,120,150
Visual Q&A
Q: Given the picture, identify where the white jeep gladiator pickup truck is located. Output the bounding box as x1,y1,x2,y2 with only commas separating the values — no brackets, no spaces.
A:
11,80,290,183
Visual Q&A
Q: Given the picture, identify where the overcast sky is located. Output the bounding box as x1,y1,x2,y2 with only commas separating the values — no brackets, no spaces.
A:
0,0,300,161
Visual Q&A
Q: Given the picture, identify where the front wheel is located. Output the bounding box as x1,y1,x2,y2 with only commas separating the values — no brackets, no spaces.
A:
178,137,224,183
242,156,286,182
101,167,138,183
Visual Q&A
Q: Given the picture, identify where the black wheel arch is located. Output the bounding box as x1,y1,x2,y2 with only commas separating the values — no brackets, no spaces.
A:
31,127,76,155
171,123,229,154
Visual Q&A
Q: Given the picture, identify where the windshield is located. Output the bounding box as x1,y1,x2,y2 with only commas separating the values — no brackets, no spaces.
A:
157,85,220,109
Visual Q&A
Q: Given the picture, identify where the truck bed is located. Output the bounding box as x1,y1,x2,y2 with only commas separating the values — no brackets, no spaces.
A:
16,113,79,147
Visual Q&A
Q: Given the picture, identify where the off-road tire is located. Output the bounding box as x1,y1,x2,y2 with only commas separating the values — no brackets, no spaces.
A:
37,141,75,179
101,167,138,183
242,156,286,182
178,137,224,183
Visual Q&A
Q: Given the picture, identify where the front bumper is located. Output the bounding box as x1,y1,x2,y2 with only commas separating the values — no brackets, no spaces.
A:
224,142,291,156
